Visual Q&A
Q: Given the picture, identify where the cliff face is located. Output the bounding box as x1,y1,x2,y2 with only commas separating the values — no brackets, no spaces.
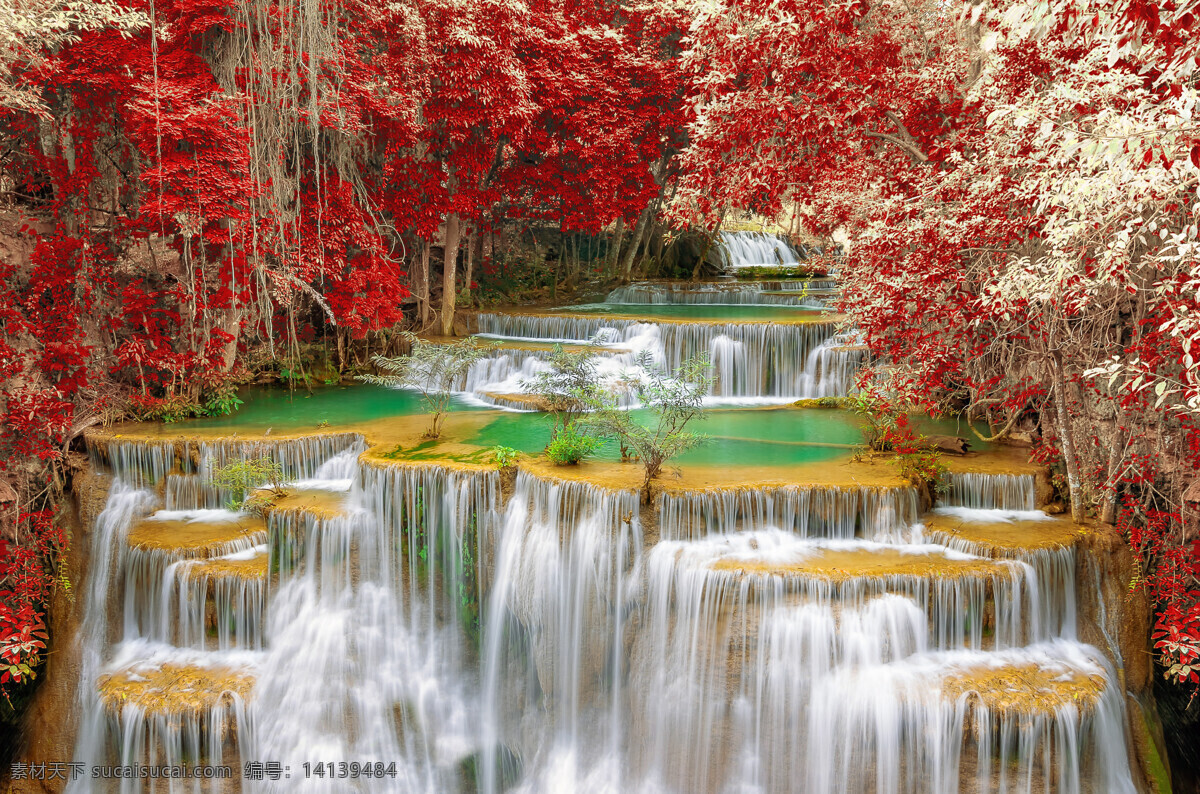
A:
1075,525,1173,793
9,469,110,794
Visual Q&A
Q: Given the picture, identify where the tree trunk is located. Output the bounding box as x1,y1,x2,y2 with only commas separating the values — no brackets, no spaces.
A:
218,305,242,372
1051,352,1086,522
1100,419,1123,524
463,228,479,307
572,233,583,286
693,209,728,280
441,212,461,337
608,217,626,274
414,239,431,327
621,207,652,281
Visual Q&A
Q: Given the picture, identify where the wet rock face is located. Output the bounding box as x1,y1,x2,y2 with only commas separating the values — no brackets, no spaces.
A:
1073,523,1176,793
10,487,93,794
1035,469,1057,507
1075,525,1153,694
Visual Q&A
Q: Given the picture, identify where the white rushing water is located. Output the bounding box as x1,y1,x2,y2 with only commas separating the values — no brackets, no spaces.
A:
717,231,801,270
70,435,1138,793
470,314,853,403
455,257,849,404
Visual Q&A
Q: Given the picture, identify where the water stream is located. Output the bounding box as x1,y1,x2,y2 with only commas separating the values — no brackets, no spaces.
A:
715,231,802,270
66,271,1139,793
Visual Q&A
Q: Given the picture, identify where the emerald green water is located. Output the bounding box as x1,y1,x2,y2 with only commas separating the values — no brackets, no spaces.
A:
175,385,868,467
181,385,478,431
467,406,862,467
175,383,985,468
559,303,824,321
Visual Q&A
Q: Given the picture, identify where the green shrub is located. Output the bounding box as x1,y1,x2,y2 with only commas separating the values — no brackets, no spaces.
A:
896,449,948,494
545,425,600,465
129,394,202,423
793,396,849,409
520,339,608,433
491,445,519,468
203,390,244,417
210,457,288,512
732,264,829,280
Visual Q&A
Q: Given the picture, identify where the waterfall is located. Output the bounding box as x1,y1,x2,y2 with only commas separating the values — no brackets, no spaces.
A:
797,640,1131,794
126,540,270,651
606,282,827,307
247,461,502,793
67,430,1137,794
799,335,867,398
476,312,843,399
777,279,837,291
717,231,802,270
199,435,363,480
91,440,178,487
920,505,1078,644
624,527,1130,793
480,472,642,794
69,481,159,786
627,530,1017,791
940,472,1037,510
459,348,554,394
70,437,376,793
658,484,920,541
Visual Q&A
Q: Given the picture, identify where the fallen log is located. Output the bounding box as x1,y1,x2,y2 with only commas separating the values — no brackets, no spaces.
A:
922,435,970,455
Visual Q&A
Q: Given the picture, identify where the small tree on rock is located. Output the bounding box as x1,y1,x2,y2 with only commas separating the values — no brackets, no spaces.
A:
583,351,713,498
359,332,497,438
210,457,288,512
521,338,610,435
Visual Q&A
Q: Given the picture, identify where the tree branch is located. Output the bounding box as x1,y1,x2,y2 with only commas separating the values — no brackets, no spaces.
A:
862,130,929,162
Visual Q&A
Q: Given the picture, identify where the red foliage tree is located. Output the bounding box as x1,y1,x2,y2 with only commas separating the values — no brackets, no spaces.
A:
678,0,1200,684
0,0,688,701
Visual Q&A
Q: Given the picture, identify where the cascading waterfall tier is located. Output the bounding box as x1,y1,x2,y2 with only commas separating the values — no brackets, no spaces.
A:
199,435,364,480
481,471,643,794
625,528,1129,794
90,440,179,488
247,459,504,793
658,484,920,542
124,511,269,651
606,281,830,306
794,640,1131,794
476,312,842,398
97,658,255,774
457,346,562,395
644,531,1036,652
69,428,1138,794
717,231,802,270
941,471,1036,510
71,436,366,793
919,506,1080,646
799,334,866,398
